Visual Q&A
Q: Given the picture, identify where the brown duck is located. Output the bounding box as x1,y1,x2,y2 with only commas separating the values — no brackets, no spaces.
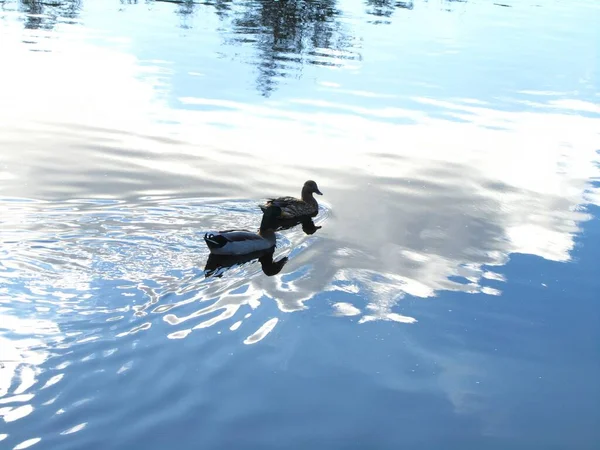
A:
259,180,323,219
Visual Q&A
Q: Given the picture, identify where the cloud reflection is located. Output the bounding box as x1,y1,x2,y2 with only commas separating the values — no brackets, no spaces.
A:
0,0,599,342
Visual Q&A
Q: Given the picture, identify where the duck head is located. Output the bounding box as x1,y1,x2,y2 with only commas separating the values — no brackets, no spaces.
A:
303,180,323,196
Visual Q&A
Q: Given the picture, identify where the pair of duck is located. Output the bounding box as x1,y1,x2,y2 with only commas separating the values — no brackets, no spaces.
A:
204,180,323,256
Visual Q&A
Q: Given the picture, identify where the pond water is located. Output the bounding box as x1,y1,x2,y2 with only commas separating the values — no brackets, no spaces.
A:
1,0,599,449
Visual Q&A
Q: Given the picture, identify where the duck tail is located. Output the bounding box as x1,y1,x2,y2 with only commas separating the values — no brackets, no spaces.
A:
259,199,275,212
204,233,228,250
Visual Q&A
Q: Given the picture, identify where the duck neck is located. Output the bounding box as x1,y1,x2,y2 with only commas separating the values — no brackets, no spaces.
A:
301,186,316,204
258,227,276,240
259,211,277,237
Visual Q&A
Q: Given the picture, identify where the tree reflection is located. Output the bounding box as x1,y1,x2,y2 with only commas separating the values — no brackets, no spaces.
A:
151,0,360,96
18,0,81,30
155,0,197,28
213,0,359,97
365,0,471,21
366,0,413,22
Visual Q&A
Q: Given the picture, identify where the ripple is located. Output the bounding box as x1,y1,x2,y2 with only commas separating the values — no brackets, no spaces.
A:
0,197,331,351
243,318,279,345
0,194,331,445
13,438,41,450
229,320,243,331
1,404,34,423
166,329,192,340
40,374,63,390
60,422,87,435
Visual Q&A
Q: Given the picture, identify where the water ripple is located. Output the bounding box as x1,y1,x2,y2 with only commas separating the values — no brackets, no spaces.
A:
0,197,332,351
0,0,599,447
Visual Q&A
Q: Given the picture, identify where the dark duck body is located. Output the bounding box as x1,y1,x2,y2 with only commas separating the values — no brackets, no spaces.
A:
204,205,281,256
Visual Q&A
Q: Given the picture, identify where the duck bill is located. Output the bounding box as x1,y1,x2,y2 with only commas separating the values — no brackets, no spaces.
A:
315,188,323,195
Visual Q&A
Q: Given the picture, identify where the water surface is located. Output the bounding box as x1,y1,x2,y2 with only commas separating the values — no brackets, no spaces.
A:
1,0,599,449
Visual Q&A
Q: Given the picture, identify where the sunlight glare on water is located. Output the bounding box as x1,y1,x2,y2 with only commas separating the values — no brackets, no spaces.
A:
0,0,599,449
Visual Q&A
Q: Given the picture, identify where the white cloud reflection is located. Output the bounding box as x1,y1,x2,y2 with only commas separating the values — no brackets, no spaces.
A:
0,8,598,339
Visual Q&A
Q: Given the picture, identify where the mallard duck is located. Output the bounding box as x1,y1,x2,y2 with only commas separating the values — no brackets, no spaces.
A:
259,180,323,219
204,205,281,256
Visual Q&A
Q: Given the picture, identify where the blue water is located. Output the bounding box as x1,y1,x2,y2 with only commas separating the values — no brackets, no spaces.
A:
1,0,599,449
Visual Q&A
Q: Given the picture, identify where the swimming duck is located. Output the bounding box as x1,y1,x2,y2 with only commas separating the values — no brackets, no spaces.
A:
259,180,323,219
204,205,282,256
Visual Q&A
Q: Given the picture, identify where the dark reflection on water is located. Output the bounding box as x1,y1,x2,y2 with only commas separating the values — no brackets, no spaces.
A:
154,0,198,29
218,0,359,96
205,249,290,278
16,0,81,30
366,0,414,23
134,0,360,95
228,0,351,96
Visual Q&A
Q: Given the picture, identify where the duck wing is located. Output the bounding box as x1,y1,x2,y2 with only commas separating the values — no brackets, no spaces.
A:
204,229,273,255
220,231,265,242
260,196,299,211
204,229,253,249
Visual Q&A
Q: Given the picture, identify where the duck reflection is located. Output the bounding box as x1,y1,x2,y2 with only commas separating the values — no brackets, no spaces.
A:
274,215,322,235
204,248,289,278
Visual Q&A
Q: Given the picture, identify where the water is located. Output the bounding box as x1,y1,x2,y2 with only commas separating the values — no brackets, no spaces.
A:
1,0,599,448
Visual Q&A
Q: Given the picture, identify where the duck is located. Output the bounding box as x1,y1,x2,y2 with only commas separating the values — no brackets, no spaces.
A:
259,180,323,219
204,205,282,256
